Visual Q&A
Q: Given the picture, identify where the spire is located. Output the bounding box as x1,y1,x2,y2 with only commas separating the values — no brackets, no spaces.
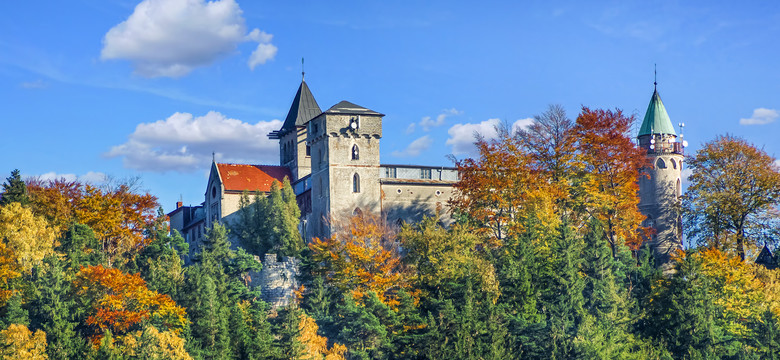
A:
638,82,676,137
268,78,322,139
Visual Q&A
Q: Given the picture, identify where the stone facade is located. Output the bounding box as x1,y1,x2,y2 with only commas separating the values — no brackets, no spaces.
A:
253,254,301,308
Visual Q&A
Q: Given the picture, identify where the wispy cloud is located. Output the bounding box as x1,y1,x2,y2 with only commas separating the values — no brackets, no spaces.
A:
106,111,282,172
392,135,433,157
19,80,48,89
101,0,276,77
27,171,108,184
419,108,462,132
739,108,778,125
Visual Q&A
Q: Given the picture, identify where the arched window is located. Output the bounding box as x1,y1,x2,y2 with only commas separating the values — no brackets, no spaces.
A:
656,158,666,169
352,145,359,160
670,158,677,169
353,173,360,193
353,208,363,217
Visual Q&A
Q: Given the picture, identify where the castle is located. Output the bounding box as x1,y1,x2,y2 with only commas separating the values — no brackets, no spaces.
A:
168,77,685,301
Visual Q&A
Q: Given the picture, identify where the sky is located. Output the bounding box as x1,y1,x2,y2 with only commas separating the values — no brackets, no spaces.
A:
2,0,780,212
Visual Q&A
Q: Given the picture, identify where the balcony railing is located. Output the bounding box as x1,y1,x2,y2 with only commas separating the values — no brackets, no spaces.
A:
645,141,684,155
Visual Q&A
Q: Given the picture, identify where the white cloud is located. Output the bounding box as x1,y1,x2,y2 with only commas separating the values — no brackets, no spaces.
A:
31,171,108,184
446,118,501,155
392,136,433,157
511,117,534,134
101,0,276,77
405,123,416,134
419,108,462,131
106,111,282,172
739,108,778,125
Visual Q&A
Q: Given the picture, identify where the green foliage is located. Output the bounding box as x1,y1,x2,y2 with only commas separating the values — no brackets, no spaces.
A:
0,169,30,207
232,178,303,258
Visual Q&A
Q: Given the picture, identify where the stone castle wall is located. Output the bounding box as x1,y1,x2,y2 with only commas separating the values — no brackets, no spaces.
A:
250,253,301,308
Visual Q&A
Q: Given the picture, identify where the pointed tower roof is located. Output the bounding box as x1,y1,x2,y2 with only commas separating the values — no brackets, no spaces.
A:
638,88,676,137
268,80,322,139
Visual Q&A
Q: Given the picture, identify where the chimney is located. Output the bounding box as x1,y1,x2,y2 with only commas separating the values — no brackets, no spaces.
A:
176,201,183,209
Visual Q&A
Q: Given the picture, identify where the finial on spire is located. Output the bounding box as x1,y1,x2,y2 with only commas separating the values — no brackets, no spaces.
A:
301,57,305,81
654,63,657,90
212,152,215,163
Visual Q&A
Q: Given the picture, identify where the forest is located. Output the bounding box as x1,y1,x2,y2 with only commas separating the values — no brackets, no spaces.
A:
2,105,780,359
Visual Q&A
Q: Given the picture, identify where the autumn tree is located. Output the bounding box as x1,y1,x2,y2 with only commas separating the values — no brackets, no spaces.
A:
0,169,30,207
449,126,551,245
309,211,409,308
116,325,193,360
0,202,58,272
0,324,47,360
73,265,188,343
573,107,647,253
0,241,20,307
683,135,780,260
298,312,347,360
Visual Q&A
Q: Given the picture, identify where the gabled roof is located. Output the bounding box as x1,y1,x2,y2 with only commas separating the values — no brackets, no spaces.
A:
215,163,292,193
324,100,384,116
269,81,321,139
638,88,676,137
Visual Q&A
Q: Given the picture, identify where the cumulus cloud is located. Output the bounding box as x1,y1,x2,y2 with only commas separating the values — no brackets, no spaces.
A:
101,0,276,77
446,118,532,155
31,171,108,184
512,117,534,134
419,108,462,132
739,108,778,125
392,136,433,157
106,111,282,172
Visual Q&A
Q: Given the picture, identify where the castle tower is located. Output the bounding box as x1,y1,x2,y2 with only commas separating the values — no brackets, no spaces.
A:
268,79,322,181
308,101,384,238
637,84,684,271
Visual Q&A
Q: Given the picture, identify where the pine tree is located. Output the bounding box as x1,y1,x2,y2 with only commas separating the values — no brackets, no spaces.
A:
0,169,30,207
28,256,86,360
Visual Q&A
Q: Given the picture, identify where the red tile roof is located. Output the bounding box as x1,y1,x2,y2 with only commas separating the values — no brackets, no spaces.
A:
216,163,292,193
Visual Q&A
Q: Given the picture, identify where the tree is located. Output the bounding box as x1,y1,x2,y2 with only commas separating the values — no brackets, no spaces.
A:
0,324,48,360
516,104,577,191
73,265,188,343
116,325,193,360
298,312,347,360
0,202,58,273
232,178,303,257
0,241,20,307
309,212,409,308
684,135,780,260
573,107,648,253
0,169,30,207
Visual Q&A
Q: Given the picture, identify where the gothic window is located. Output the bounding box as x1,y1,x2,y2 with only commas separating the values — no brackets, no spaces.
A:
352,145,359,160
353,173,361,193
656,158,666,169
671,158,677,169
421,168,432,179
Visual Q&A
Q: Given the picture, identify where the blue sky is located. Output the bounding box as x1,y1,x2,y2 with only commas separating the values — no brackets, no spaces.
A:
2,0,779,211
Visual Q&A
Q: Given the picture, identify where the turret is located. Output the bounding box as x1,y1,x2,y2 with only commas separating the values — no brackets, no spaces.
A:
637,82,685,272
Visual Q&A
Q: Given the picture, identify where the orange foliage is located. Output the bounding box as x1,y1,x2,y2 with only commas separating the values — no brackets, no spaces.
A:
298,313,346,360
28,179,158,264
74,265,188,344
0,241,20,306
450,129,547,245
574,107,648,250
309,212,409,308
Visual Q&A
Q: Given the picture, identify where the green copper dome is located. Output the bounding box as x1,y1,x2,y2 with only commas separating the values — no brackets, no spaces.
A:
638,89,676,137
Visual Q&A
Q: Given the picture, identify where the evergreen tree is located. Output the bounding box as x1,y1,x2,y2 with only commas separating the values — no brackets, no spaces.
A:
0,290,29,328
0,169,30,207
28,256,87,360
273,306,303,360
58,223,104,270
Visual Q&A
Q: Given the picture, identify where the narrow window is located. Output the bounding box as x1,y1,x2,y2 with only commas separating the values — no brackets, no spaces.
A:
421,168,432,179
353,173,361,193
671,158,677,169
677,178,682,198
386,167,396,178
352,145,359,160
306,145,311,156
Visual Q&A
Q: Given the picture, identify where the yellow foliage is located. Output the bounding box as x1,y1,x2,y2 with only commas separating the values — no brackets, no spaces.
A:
298,313,346,360
0,202,58,272
310,212,410,308
0,324,48,360
0,241,20,306
118,326,193,360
